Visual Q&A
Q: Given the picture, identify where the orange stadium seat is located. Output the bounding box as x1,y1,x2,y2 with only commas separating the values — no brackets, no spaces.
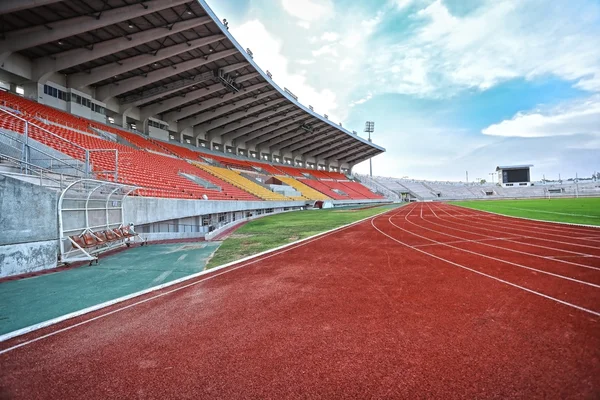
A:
0,90,379,202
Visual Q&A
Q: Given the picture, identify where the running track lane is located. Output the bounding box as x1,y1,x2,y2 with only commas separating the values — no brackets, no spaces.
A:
1,204,599,399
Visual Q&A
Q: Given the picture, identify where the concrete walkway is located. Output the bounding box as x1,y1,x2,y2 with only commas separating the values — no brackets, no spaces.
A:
0,242,221,336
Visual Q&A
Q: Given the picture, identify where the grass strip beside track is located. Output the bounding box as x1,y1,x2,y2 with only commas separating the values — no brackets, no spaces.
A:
207,204,399,268
452,198,600,226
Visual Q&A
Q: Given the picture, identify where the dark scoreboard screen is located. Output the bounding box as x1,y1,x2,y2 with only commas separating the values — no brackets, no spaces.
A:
503,168,530,183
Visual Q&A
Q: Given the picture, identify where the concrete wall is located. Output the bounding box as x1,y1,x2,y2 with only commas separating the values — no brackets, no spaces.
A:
0,174,59,277
124,196,306,226
0,174,59,245
0,240,57,278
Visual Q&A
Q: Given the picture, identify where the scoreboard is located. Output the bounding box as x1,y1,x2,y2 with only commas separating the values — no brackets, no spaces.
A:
496,165,533,187
503,168,530,183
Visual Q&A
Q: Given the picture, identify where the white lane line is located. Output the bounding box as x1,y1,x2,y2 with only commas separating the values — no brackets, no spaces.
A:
0,205,403,354
486,205,600,218
458,211,600,236
390,206,600,288
432,203,600,256
421,203,600,271
371,209,600,318
575,236,600,241
450,203,600,233
450,207,600,245
413,236,525,248
177,254,188,262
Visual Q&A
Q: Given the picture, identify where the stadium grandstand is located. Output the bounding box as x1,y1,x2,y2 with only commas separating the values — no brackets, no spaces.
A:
3,2,599,399
0,0,387,277
358,174,600,201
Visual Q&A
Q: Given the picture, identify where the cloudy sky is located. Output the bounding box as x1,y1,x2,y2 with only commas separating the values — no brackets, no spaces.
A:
206,0,600,181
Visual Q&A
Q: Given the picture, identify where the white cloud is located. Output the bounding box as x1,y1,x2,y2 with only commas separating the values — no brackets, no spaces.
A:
339,57,353,71
312,44,338,57
281,0,334,22
296,59,316,65
575,75,600,92
296,20,311,29
320,32,339,42
349,93,373,107
369,0,600,97
394,0,415,10
482,96,600,138
231,20,341,122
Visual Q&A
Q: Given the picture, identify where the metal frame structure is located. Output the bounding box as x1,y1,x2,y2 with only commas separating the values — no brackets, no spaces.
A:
58,179,139,264
0,0,385,167
0,107,119,180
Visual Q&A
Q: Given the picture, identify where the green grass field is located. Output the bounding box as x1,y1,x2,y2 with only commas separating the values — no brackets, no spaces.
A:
206,204,398,269
453,197,600,226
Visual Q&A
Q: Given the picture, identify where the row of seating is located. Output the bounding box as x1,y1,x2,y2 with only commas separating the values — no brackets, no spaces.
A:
0,98,260,200
70,226,136,250
1,90,382,201
299,179,350,200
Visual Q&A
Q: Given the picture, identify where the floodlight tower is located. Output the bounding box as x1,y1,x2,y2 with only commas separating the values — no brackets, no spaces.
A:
364,121,375,177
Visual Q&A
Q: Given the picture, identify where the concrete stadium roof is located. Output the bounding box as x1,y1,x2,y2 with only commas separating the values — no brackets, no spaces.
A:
0,0,385,165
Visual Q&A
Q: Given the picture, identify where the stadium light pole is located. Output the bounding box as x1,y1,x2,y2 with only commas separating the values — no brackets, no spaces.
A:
489,172,495,184
364,121,375,177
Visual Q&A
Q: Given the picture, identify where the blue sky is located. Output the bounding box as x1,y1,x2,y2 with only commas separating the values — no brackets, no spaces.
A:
206,0,600,181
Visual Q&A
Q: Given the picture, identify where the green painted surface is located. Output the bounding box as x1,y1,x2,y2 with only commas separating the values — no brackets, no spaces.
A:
452,198,600,226
0,242,221,336
207,204,399,269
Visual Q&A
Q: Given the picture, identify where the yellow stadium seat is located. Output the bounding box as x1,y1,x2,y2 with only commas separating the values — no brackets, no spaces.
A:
193,163,297,201
275,176,331,201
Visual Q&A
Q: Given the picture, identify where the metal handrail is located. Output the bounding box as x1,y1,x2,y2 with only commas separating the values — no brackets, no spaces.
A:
0,107,120,180
0,152,75,188
0,127,88,177
0,107,88,153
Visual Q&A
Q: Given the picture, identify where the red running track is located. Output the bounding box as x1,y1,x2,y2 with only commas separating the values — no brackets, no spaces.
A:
1,203,599,399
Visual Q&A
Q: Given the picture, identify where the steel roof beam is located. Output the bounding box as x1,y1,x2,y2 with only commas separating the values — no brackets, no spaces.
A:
240,116,311,147
163,82,270,122
96,48,239,102
315,142,361,161
274,129,333,153
249,126,309,150
220,62,250,74
0,0,191,55
342,148,380,164
176,89,276,130
250,118,319,147
121,68,254,110
288,131,340,153
218,105,298,140
139,72,259,119
68,34,225,89
312,138,357,159
236,110,310,143
0,0,63,15
32,16,212,82
322,144,367,162
187,97,286,132
284,128,339,153
267,122,328,149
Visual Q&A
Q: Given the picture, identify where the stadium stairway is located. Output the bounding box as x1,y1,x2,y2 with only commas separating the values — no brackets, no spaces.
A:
318,180,367,199
297,178,348,200
275,176,332,201
338,181,384,199
194,163,292,201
